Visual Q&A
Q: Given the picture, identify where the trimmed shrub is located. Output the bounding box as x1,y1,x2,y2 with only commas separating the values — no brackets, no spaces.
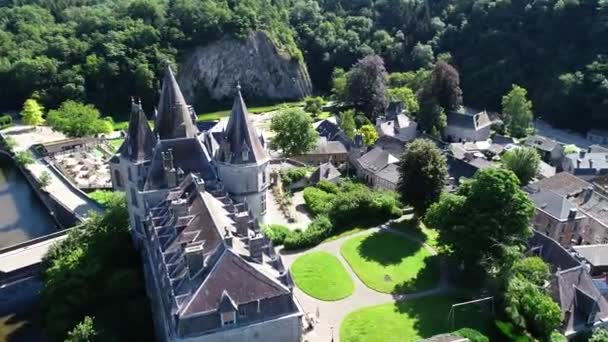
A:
454,328,489,342
281,167,308,186
15,150,34,166
284,216,332,250
0,115,13,129
303,187,335,215
263,224,290,245
316,180,339,194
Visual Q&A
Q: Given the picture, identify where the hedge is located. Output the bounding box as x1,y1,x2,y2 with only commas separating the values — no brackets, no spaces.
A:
454,328,489,342
0,115,13,129
262,224,290,245
281,167,308,186
283,216,332,250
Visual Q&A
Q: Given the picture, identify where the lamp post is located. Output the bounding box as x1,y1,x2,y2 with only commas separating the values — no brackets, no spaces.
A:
330,326,334,342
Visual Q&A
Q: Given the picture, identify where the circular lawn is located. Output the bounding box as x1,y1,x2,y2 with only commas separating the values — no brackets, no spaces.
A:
340,232,439,294
291,251,354,301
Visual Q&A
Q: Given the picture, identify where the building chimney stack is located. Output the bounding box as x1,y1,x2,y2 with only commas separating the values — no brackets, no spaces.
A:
568,208,578,220
184,241,205,277
162,149,177,188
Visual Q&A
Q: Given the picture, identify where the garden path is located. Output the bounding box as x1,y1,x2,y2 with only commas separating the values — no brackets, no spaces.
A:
280,220,450,342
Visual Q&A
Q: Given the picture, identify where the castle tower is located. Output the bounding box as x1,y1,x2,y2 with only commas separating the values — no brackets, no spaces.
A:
216,85,270,221
155,64,198,139
109,99,157,245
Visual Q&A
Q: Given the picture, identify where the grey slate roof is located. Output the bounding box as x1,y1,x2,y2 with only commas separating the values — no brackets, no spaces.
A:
118,101,156,162
446,108,492,130
307,137,348,155
527,230,581,272
570,190,608,228
573,244,608,267
357,147,399,173
551,266,608,335
526,135,560,152
218,86,269,165
590,145,608,153
314,119,340,140
144,138,216,191
530,191,585,220
310,162,341,183
565,152,608,171
155,65,198,139
527,172,592,197
375,163,399,185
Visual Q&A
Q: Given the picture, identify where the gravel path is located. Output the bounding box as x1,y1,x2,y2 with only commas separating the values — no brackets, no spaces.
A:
281,221,450,342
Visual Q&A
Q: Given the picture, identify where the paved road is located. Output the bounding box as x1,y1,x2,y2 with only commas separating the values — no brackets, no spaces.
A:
281,221,449,342
534,119,590,148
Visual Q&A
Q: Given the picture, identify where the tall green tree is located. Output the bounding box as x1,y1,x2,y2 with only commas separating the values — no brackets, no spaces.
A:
501,146,541,185
397,139,447,216
417,95,446,136
346,55,389,121
425,168,535,273
502,85,533,138
358,124,378,145
590,328,608,342
429,62,463,112
270,107,318,156
47,101,112,137
339,109,356,139
304,96,324,117
65,316,96,342
388,87,419,114
21,98,45,126
331,68,348,101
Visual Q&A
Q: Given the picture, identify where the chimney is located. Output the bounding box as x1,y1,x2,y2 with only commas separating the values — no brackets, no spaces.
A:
375,116,384,127
184,241,205,277
249,234,266,262
577,159,582,169
234,211,250,236
223,226,233,247
162,149,177,188
580,150,586,159
589,159,594,169
568,208,578,220
194,176,205,193
583,186,594,204
171,198,188,217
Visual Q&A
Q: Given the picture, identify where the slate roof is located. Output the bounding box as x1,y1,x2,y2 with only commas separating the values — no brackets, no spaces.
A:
526,135,560,152
527,172,592,197
314,119,340,140
218,86,269,165
590,145,608,153
385,101,404,118
310,162,341,183
570,190,608,228
446,108,492,130
357,147,399,173
530,191,585,221
307,137,348,155
144,138,216,191
118,100,156,162
375,163,399,185
155,64,198,139
573,245,608,267
492,134,515,146
527,231,581,272
551,266,608,335
565,152,608,171
446,154,478,191
374,135,406,156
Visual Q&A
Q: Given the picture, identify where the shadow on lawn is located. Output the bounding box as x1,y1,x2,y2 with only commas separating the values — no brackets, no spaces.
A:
390,218,426,243
392,255,440,294
356,232,422,266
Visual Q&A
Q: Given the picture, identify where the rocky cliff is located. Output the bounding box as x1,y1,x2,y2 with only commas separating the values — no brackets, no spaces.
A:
178,31,312,104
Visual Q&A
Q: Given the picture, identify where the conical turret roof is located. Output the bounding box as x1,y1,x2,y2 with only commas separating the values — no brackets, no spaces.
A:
222,85,269,164
155,64,198,139
119,99,156,162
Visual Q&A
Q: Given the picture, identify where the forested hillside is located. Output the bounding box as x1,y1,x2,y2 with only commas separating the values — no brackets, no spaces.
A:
1,0,607,131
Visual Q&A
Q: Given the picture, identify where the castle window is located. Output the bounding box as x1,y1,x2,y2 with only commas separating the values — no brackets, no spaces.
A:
221,311,236,326
130,187,138,207
113,170,123,188
262,170,266,185
261,192,267,214
127,167,133,182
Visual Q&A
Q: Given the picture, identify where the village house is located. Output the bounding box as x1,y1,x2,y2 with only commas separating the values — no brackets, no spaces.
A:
525,135,564,165
562,149,608,181
351,146,400,191
294,136,348,165
375,102,417,143
572,244,608,277
443,107,492,142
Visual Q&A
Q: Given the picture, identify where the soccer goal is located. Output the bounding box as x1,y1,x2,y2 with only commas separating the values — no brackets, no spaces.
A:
447,296,495,331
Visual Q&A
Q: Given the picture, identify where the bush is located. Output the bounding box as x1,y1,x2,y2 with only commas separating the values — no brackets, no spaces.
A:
263,224,290,245
316,180,339,194
283,216,332,250
281,167,308,186
0,115,13,129
303,187,335,215
454,328,489,342
15,150,34,166
1,136,16,151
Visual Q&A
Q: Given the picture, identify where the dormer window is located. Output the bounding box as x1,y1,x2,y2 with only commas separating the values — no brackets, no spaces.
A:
221,311,236,326
242,150,249,161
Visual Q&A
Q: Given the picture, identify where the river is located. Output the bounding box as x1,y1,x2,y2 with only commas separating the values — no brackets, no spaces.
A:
0,157,57,249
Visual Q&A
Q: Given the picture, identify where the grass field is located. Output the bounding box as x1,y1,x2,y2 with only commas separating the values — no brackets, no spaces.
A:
197,100,303,122
391,219,439,248
340,295,498,342
340,232,438,293
291,251,354,301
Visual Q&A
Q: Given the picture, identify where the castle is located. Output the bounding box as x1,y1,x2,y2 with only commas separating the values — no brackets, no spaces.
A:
109,65,302,341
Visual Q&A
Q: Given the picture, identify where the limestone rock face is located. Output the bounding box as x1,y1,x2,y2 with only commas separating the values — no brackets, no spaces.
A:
178,31,312,103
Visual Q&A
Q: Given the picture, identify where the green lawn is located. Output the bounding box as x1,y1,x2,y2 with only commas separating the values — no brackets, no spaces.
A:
323,227,368,243
197,100,303,122
340,232,439,293
291,251,354,301
391,219,439,248
340,295,498,342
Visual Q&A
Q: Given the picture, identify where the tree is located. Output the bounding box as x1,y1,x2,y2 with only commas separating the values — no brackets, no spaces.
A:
346,55,389,120
331,68,348,101
429,62,463,111
504,276,562,340
397,139,447,216
425,168,534,273
270,107,318,156
510,256,550,286
21,98,45,126
417,95,446,136
388,87,419,114
501,147,541,185
39,170,52,190
590,328,608,342
339,109,356,139
41,194,153,341
47,101,112,137
411,42,434,69
502,85,533,138
304,96,325,117
358,124,378,145
65,316,96,342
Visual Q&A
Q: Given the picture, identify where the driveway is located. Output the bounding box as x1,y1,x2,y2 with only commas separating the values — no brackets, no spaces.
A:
280,222,449,342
